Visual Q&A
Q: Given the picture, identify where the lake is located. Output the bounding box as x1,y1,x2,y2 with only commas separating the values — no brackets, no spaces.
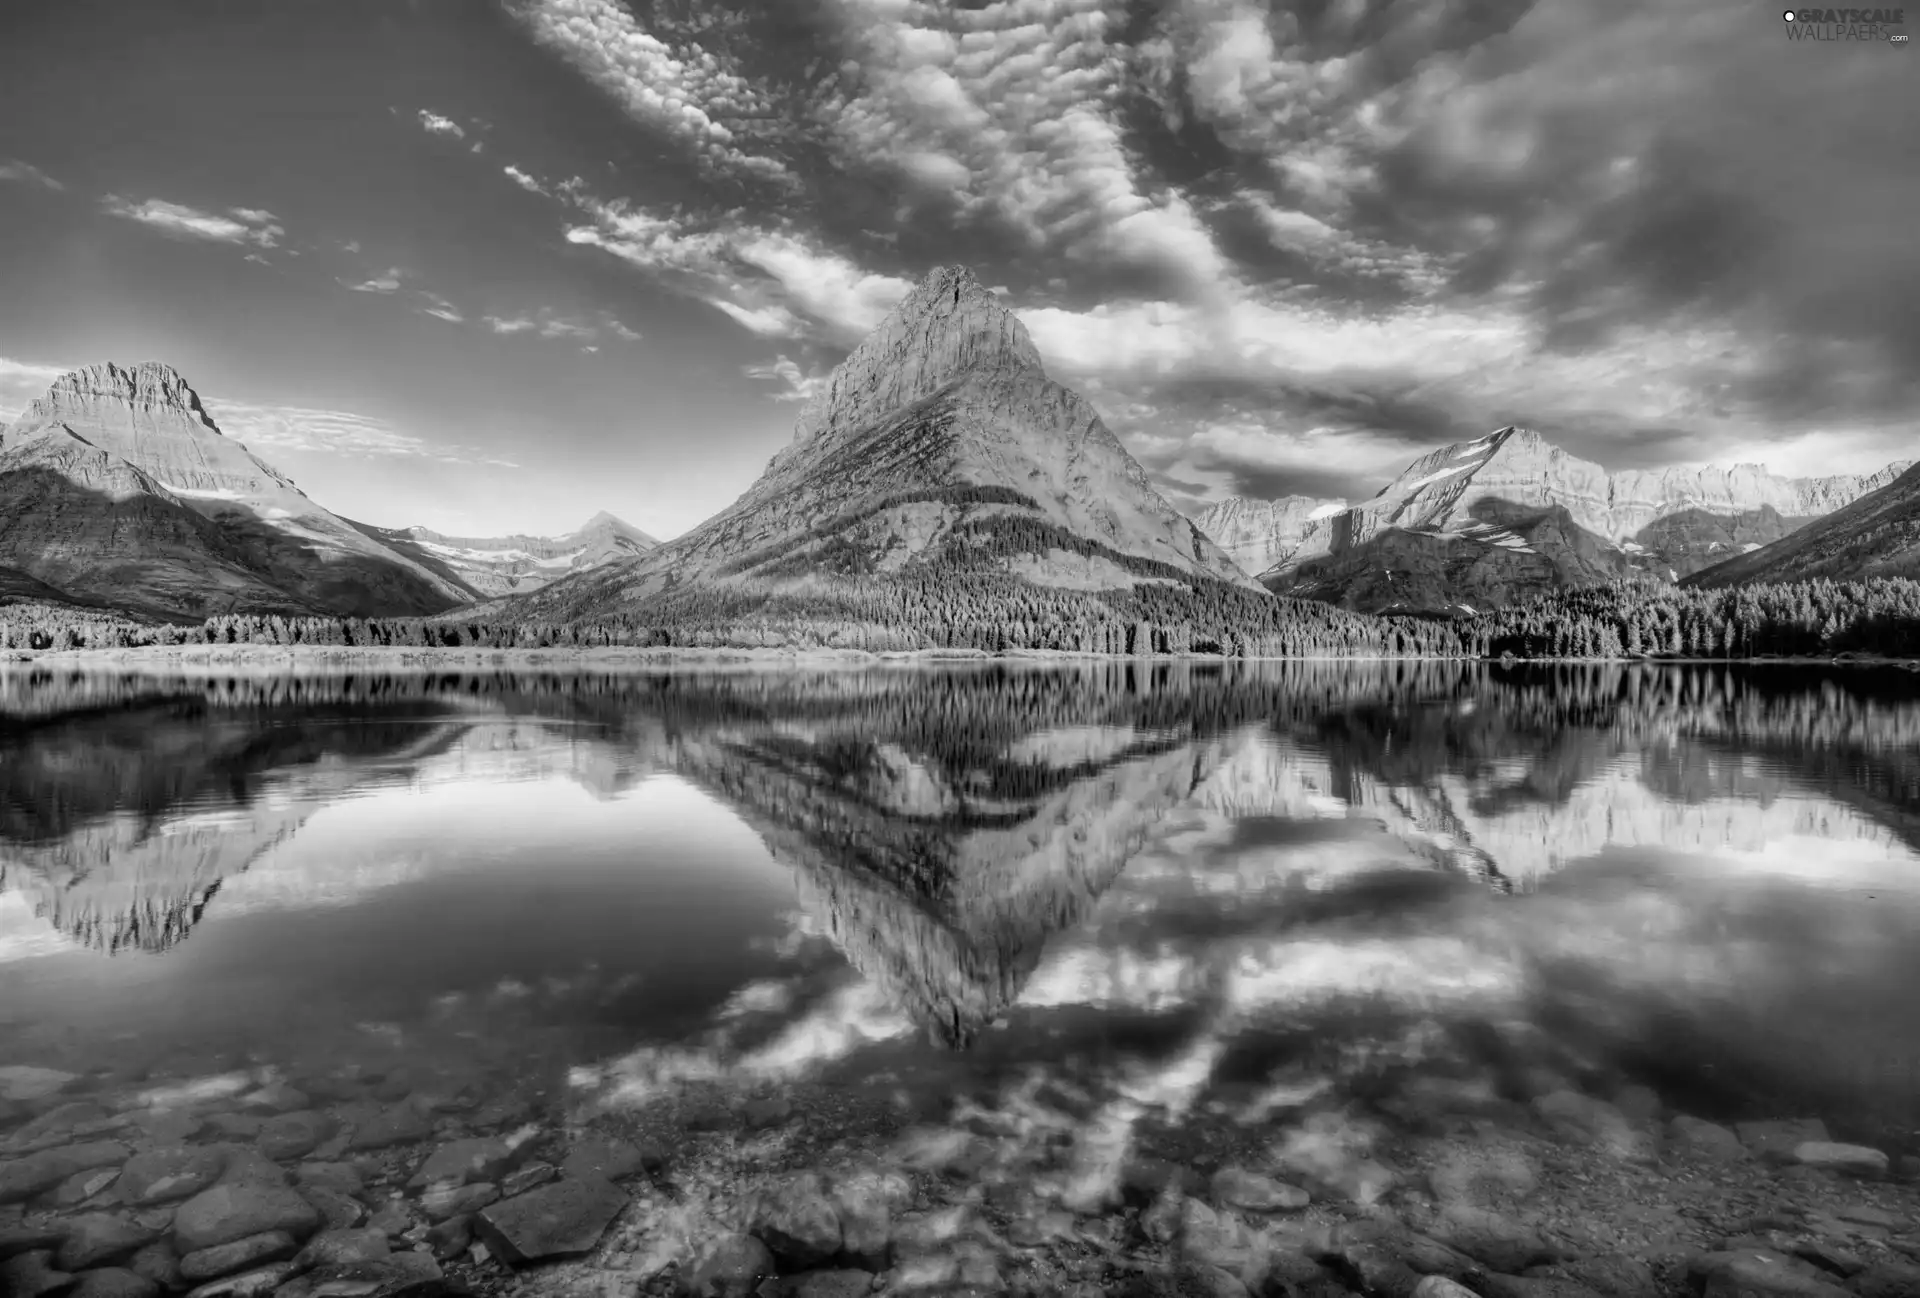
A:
3,658,1919,1296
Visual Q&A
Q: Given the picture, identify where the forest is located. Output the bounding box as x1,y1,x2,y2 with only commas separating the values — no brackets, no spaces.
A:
2,574,1917,661
1464,576,1920,659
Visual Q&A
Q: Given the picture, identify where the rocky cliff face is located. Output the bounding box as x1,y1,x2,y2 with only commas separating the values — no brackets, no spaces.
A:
1686,462,1920,587
1189,495,1347,575
491,265,1254,624
1242,427,1909,614
0,362,472,618
351,510,659,599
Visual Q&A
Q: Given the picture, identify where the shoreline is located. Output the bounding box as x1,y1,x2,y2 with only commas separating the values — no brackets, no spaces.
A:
2,644,1917,670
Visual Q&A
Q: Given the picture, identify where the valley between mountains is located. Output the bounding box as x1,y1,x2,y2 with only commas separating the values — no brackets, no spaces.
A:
3,266,1917,657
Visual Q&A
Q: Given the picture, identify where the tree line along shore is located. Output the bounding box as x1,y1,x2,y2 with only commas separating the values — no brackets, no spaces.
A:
2,575,1917,662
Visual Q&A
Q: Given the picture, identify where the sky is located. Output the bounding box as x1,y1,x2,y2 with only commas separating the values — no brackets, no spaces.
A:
0,0,1915,539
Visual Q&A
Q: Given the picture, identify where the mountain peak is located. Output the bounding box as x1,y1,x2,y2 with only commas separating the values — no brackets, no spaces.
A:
33,361,221,434
789,263,1044,447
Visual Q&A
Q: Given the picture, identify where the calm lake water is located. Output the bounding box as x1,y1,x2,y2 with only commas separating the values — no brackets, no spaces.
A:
4,658,1920,1164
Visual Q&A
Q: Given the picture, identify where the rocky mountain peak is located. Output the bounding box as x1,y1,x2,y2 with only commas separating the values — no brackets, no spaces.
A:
31,361,221,434
789,264,1045,447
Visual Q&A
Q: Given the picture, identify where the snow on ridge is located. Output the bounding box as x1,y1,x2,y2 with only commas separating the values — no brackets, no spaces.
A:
1307,501,1348,521
1398,462,1476,494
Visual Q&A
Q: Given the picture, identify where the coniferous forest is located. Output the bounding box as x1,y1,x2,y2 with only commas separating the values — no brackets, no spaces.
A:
3,574,1918,660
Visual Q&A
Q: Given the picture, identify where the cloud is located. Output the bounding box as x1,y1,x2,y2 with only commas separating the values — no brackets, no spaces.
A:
101,197,283,248
502,165,548,195
744,355,828,403
504,0,794,183
816,0,1235,298
0,356,75,421
560,186,911,346
707,298,801,338
416,109,466,139
345,268,405,294
507,0,1915,499
204,397,516,468
601,315,642,342
419,293,465,324
0,159,62,191
482,309,600,341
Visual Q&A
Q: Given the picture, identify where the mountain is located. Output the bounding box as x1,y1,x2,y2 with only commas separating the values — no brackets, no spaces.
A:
0,362,470,619
350,511,659,599
1188,495,1347,575
1685,462,1920,588
1235,426,1908,615
480,266,1257,632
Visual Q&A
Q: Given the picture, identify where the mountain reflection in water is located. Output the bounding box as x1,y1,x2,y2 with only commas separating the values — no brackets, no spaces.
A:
3,659,1919,1162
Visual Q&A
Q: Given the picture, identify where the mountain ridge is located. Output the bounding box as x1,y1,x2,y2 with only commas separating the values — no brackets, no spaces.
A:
469,264,1263,633
1686,461,1920,587
1191,425,1910,614
349,513,659,599
0,362,471,618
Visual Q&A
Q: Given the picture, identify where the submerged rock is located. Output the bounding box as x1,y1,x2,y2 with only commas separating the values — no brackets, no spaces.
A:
118,1148,227,1207
828,1169,907,1272
1689,1248,1852,1297
423,1217,469,1262
1209,1168,1308,1213
342,1109,432,1154
1413,1279,1480,1298
407,1138,514,1191
256,1113,333,1163
0,1249,74,1298
497,1163,554,1199
47,1168,120,1208
758,1271,874,1298
300,1187,367,1232
294,1165,364,1198
681,1233,775,1298
748,1173,842,1269
13,1103,114,1145
180,1262,295,1298
69,1266,162,1298
293,1228,391,1271
56,1216,157,1272
418,1182,496,1222
0,1222,70,1259
203,1116,263,1142
126,1241,183,1292
171,1182,322,1253
1791,1142,1889,1178
1852,1261,1920,1298
472,1173,626,1265
1669,1116,1748,1162
280,1253,441,1298
0,1144,133,1204
1429,1205,1556,1274
177,1231,298,1282
1735,1120,1830,1163
557,1135,657,1184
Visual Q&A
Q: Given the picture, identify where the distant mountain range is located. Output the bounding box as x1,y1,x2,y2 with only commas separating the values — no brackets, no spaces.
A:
1189,426,1911,615
0,361,648,619
1685,460,1920,588
350,512,658,599
3,272,1912,634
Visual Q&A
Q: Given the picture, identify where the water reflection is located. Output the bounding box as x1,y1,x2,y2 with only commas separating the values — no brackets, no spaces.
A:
3,660,1919,1162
